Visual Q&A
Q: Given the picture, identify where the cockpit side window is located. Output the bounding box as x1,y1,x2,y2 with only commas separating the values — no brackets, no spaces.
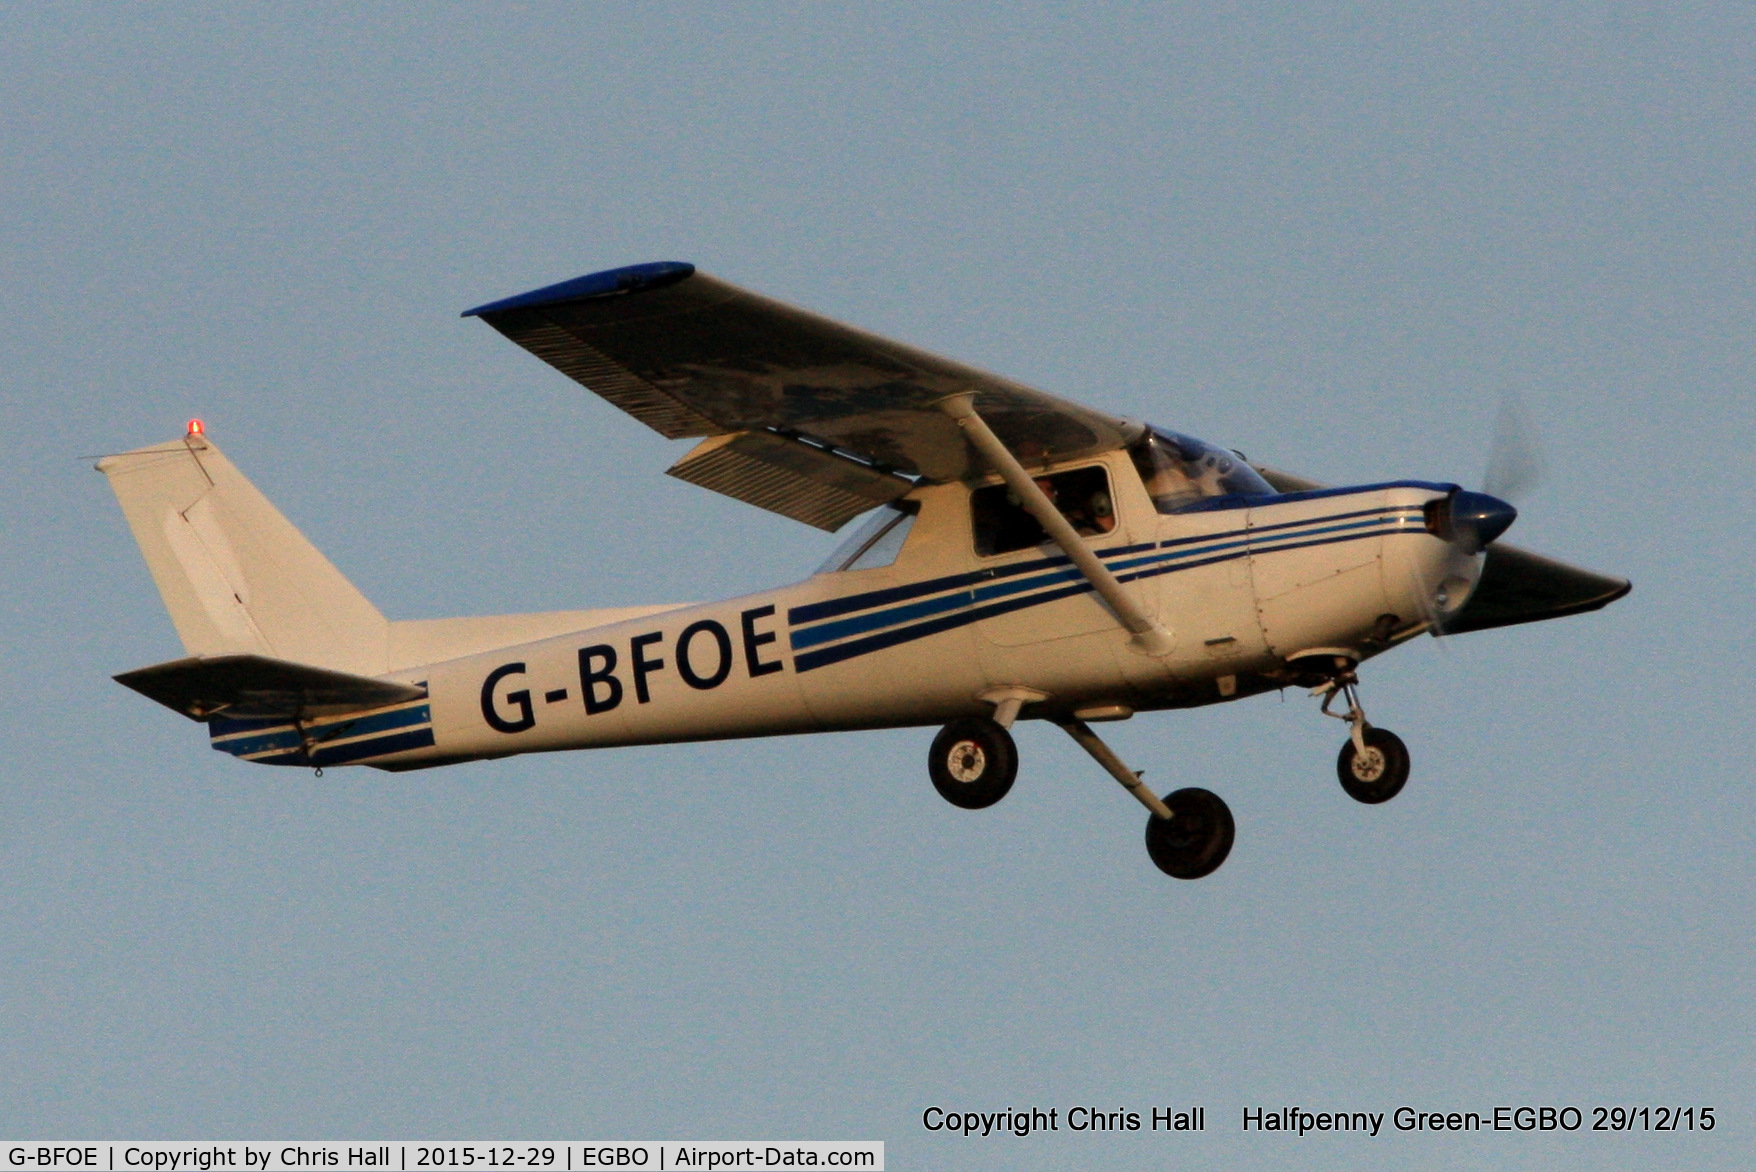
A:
971,465,1116,557
1128,427,1276,513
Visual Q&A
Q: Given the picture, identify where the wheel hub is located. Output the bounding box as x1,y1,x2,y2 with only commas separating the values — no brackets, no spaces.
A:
947,741,987,782
1350,746,1387,782
928,718,1017,810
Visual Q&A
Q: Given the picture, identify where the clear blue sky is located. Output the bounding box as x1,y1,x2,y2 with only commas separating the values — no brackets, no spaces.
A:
2,5,1751,1168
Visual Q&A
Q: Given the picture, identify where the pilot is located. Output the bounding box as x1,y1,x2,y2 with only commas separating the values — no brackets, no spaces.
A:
1137,452,1204,510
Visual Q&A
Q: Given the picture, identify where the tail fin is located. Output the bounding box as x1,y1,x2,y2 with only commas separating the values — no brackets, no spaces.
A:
98,428,389,677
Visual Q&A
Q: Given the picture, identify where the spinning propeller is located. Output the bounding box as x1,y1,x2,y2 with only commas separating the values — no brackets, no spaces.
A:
1483,389,1548,503
1414,392,1545,633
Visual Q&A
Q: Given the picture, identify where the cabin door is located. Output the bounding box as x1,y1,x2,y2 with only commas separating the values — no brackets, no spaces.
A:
973,462,1153,649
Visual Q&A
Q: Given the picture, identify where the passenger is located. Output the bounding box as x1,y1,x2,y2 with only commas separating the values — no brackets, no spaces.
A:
1088,490,1116,533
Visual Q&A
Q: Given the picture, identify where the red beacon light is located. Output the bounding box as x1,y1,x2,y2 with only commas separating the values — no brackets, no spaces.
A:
186,418,205,438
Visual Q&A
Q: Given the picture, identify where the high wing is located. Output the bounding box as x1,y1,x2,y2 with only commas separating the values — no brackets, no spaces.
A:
464,262,1140,530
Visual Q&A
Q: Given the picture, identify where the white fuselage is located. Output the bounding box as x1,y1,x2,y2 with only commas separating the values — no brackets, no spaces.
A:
208,453,1473,770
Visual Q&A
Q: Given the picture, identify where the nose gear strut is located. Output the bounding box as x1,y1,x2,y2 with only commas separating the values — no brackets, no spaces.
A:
1308,656,1412,804
1311,657,1370,760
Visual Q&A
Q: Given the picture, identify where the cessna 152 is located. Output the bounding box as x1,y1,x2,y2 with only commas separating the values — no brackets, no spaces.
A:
101,261,1629,879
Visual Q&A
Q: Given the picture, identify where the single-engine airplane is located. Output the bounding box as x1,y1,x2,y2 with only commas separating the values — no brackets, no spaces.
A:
101,261,1630,878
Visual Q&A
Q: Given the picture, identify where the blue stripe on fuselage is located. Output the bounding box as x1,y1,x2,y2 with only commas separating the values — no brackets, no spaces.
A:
210,703,433,762
791,502,1419,634
787,499,1427,672
790,563,1089,651
789,551,1081,625
241,726,438,768
794,580,1094,672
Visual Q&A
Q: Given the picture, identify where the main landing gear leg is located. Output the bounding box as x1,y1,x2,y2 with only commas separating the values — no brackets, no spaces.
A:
1312,660,1411,804
1055,717,1234,880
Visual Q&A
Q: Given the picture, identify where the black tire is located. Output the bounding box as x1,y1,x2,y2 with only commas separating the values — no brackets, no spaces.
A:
1144,787,1235,879
1336,726,1410,804
928,717,1018,810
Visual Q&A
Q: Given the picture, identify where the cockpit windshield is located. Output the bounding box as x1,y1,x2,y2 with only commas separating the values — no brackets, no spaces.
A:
1128,426,1276,513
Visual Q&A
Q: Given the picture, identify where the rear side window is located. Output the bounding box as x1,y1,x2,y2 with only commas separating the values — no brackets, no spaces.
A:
815,502,918,573
971,465,1115,557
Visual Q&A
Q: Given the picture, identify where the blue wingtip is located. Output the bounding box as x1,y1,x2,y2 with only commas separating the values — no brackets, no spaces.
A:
462,260,696,318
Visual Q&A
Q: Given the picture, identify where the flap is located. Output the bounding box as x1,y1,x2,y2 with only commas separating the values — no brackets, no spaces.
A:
665,430,915,532
465,262,1140,483
115,654,426,721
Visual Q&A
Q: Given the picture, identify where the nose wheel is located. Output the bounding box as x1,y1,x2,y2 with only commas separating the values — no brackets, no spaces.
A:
1310,657,1412,804
1337,726,1410,803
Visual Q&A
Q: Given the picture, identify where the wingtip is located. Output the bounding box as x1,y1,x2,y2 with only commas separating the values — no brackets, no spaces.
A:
462,260,696,318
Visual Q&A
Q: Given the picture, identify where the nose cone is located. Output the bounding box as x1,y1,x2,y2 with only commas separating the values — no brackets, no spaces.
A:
1450,490,1517,549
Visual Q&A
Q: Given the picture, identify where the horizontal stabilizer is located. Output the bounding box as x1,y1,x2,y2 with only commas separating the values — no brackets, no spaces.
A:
115,654,425,722
1443,544,1631,635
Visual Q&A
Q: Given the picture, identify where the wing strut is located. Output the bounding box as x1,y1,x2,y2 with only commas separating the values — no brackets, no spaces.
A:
939,394,1175,656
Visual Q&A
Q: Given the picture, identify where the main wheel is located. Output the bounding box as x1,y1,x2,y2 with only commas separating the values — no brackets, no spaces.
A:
928,717,1018,809
1336,726,1410,804
1144,787,1235,879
